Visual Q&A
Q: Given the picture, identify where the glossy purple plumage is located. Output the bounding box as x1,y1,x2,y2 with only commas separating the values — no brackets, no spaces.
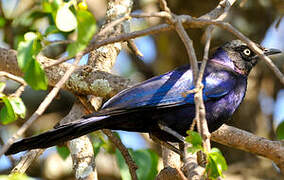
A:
7,40,280,155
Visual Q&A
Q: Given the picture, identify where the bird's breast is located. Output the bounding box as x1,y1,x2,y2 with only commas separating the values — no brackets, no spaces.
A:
205,79,247,130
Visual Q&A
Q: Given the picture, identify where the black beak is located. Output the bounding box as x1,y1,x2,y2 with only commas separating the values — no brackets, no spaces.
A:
264,48,282,56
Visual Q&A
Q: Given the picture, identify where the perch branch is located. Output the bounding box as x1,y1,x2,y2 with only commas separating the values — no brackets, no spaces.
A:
211,124,284,174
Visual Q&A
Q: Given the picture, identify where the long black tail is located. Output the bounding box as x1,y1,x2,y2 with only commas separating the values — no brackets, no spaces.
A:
5,116,110,155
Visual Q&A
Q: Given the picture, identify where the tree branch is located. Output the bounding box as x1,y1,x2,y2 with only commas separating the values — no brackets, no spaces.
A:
211,124,284,174
0,48,133,98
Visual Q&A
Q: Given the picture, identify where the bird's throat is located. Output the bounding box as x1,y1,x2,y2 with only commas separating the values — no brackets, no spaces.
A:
210,59,246,75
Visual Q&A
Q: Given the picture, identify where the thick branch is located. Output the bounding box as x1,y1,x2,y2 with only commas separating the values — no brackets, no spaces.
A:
212,124,284,174
0,48,133,98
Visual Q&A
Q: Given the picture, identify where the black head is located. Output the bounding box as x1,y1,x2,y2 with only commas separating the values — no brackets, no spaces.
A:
221,40,281,75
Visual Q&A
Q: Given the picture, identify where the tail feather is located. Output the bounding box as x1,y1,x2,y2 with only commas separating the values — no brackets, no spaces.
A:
5,116,110,155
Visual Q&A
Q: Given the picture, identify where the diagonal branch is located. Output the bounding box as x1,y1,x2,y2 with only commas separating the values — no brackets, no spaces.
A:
211,124,284,174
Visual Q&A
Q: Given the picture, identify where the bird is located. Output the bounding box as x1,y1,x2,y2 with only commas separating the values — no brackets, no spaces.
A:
5,40,281,155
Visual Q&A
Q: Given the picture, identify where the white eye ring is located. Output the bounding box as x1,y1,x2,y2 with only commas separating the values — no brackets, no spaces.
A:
243,48,251,56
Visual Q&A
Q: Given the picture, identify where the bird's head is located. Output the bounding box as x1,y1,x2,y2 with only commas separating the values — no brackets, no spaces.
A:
211,40,281,75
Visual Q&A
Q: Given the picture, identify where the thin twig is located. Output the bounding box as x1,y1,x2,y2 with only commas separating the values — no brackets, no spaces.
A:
127,39,143,57
13,85,26,98
45,39,73,45
102,129,138,180
93,14,131,41
194,26,213,153
131,11,172,19
0,71,26,98
174,18,199,83
0,71,26,85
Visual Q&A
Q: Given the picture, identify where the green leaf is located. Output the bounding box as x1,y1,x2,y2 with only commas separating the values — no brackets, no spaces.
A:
76,10,96,44
67,9,96,57
134,149,158,180
9,97,26,119
24,59,48,90
56,146,70,160
66,42,85,57
92,140,103,157
0,96,26,124
115,149,159,180
14,35,25,50
206,148,227,179
0,97,16,125
17,32,41,71
0,173,34,180
42,2,52,13
185,130,203,153
42,0,60,19
276,121,284,140
17,39,35,72
0,17,6,28
17,33,47,90
44,25,59,35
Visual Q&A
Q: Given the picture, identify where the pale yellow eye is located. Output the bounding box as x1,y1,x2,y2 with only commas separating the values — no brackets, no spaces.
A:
243,48,251,56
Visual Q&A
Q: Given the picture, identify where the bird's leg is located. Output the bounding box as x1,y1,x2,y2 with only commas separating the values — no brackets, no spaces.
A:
158,122,185,142
149,134,183,157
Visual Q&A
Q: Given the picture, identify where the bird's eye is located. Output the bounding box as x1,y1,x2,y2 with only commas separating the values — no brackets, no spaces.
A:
243,48,251,56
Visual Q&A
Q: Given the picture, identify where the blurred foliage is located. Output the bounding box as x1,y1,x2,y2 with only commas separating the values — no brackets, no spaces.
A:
115,148,158,180
56,146,70,160
185,131,228,179
0,173,34,180
0,81,26,125
206,148,228,179
276,121,284,140
185,130,203,154
17,32,47,90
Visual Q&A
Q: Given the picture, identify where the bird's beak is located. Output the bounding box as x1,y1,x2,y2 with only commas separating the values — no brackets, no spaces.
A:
263,48,282,56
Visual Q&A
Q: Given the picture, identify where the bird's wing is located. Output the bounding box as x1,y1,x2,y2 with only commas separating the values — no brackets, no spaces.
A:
203,70,237,101
84,65,237,118
102,65,194,109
